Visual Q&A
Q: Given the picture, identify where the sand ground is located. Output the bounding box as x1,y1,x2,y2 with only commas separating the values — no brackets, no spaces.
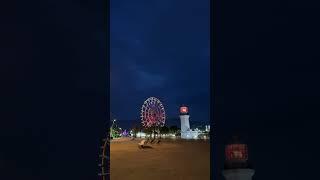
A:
110,138,210,180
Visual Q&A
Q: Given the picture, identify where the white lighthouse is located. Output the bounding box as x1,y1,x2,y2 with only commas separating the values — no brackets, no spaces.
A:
180,106,190,133
179,106,199,139
223,137,255,180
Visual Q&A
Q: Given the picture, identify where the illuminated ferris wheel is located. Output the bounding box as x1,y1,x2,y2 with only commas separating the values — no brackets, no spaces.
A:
98,132,109,180
141,97,166,128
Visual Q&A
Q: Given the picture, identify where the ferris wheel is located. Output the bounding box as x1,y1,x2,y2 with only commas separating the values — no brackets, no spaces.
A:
98,131,110,180
141,97,166,128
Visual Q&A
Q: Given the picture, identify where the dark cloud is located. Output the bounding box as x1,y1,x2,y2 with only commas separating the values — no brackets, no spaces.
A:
110,0,210,126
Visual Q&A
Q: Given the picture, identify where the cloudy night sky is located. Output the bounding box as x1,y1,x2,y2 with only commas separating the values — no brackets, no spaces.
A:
110,0,210,127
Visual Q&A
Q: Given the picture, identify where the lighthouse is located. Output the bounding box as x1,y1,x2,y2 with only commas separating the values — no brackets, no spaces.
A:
179,106,199,139
179,106,190,136
223,137,255,180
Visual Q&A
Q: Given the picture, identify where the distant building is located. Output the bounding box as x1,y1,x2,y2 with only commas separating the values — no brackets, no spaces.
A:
205,125,210,132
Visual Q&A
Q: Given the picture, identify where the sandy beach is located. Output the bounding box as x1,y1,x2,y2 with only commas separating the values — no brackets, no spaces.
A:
110,138,210,180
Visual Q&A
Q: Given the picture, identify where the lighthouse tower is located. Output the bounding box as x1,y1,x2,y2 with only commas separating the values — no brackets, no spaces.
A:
223,137,255,180
179,106,190,138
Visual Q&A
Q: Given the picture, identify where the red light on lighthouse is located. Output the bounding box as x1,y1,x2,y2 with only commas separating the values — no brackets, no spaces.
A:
225,144,248,161
180,106,188,114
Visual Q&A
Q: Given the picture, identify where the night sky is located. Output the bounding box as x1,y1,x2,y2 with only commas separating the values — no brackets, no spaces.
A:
110,0,210,128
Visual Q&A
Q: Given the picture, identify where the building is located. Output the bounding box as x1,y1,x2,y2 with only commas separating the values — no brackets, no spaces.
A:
179,106,200,139
205,125,210,132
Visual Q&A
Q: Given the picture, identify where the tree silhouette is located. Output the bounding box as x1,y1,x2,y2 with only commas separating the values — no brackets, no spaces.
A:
169,125,179,134
160,126,169,135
